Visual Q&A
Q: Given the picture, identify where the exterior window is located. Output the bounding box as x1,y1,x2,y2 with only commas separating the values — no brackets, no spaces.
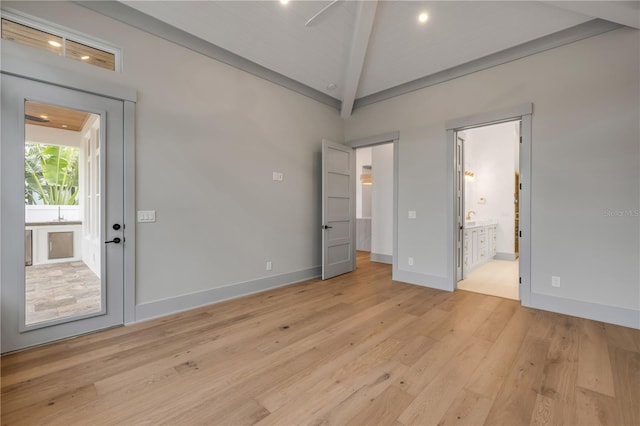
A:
1,16,119,72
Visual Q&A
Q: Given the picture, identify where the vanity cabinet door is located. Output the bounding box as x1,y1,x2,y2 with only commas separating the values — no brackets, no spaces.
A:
463,231,470,268
488,226,497,257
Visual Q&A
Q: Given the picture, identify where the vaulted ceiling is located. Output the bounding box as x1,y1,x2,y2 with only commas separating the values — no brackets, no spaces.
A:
106,1,639,117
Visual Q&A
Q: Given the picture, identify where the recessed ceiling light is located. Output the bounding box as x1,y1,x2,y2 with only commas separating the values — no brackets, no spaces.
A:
418,12,429,23
81,55,90,60
48,40,61,47
280,0,289,5
40,115,48,119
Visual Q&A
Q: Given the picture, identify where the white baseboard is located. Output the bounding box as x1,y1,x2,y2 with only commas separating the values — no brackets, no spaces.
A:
133,266,639,331
370,253,392,264
495,252,517,261
134,266,321,322
526,292,639,329
393,269,452,291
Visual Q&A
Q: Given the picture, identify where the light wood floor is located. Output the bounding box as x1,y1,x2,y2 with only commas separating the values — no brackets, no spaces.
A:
2,252,639,425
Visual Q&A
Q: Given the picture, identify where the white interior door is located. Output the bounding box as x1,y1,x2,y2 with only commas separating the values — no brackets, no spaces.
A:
456,132,464,281
1,74,125,353
322,139,355,280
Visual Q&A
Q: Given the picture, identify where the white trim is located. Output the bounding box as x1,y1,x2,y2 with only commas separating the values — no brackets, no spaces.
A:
519,115,532,307
530,293,640,330
134,266,321,323
446,128,456,291
447,107,533,306
74,2,621,112
495,252,517,261
123,101,136,324
344,131,400,149
392,139,400,283
354,19,621,110
76,0,340,110
394,270,450,291
446,103,533,130
1,55,137,334
370,253,392,264
1,8,123,72
1,42,136,102
345,132,399,284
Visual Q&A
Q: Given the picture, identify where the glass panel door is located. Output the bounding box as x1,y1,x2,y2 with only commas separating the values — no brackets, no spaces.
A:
1,74,124,353
24,101,104,327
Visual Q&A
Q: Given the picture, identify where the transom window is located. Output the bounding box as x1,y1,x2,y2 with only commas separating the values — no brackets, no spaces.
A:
1,12,120,72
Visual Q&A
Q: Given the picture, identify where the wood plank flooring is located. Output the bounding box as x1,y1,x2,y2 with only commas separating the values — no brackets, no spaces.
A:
2,252,639,425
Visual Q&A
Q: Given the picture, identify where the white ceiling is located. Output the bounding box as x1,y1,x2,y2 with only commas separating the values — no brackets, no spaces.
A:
120,1,639,115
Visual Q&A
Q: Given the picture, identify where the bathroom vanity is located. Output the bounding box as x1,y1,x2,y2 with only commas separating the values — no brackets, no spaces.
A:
463,220,497,273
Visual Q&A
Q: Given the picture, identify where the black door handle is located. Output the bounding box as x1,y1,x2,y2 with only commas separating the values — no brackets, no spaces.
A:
112,223,122,230
105,237,122,244
322,225,333,230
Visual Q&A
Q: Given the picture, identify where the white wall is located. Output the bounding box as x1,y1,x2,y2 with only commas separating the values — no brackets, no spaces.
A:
6,2,344,311
25,205,81,222
464,121,519,257
371,143,393,258
5,2,639,328
356,147,372,218
344,28,639,326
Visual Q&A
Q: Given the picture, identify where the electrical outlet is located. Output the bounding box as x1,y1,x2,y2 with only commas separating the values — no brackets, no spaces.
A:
408,257,414,266
272,172,284,181
551,276,560,287
408,210,416,219
266,261,272,271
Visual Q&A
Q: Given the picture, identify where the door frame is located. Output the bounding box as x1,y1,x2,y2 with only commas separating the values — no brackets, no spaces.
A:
344,131,399,278
1,48,137,326
446,104,532,306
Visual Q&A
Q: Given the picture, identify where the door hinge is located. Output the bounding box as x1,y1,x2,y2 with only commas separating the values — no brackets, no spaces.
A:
519,230,522,238
519,136,523,144
519,277,522,284
519,183,522,190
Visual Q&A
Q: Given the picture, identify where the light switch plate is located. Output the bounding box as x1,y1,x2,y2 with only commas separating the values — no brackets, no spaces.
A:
137,210,156,223
408,210,416,219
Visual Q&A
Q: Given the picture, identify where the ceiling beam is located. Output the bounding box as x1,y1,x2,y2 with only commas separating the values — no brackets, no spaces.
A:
340,1,378,118
544,1,640,29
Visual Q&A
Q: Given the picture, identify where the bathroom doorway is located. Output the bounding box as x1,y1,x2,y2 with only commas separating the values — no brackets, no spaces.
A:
456,120,521,300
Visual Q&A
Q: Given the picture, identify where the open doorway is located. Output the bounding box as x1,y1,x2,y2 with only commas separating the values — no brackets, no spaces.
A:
456,120,520,300
355,143,393,267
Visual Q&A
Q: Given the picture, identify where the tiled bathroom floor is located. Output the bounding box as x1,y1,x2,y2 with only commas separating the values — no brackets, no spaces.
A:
458,259,519,300
25,262,101,325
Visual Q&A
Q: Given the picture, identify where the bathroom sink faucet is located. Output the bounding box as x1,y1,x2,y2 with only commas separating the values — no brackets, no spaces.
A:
466,210,476,221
